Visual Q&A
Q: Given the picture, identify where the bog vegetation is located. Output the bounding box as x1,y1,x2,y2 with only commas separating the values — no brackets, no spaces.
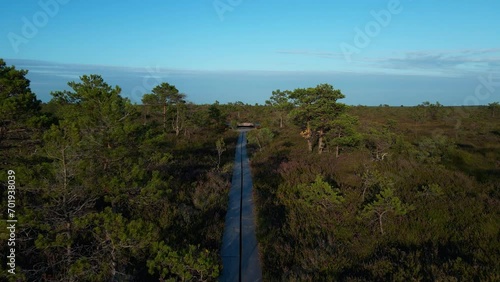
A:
0,60,234,281
253,87,500,281
1,59,499,281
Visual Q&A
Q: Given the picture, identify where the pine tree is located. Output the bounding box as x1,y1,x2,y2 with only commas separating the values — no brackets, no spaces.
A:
290,84,347,154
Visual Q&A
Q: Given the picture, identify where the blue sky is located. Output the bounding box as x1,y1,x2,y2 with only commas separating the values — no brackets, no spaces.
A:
2,0,499,105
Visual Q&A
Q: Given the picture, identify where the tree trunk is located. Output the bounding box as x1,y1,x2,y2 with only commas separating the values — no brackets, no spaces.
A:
143,105,148,125
302,122,313,152
279,115,283,128
173,105,183,136
62,148,74,281
107,231,117,280
361,185,367,202
379,214,384,235
378,211,387,235
318,132,324,154
66,222,73,281
163,103,166,130
335,132,341,158
176,107,180,136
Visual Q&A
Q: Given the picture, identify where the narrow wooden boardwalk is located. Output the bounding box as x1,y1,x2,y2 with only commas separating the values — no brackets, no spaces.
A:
220,132,262,282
